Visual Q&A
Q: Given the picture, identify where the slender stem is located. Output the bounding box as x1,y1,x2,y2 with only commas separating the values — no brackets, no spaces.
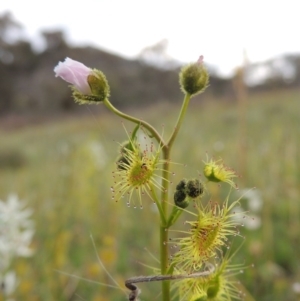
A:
160,145,171,301
167,93,191,148
160,224,170,300
126,269,212,285
150,185,167,225
104,95,191,301
166,206,184,227
160,93,191,301
103,99,165,147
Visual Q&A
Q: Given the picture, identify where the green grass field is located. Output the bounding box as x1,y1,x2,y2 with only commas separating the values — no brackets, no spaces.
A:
1,88,299,301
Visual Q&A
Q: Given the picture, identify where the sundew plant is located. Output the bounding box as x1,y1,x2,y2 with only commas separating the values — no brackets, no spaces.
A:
54,56,248,301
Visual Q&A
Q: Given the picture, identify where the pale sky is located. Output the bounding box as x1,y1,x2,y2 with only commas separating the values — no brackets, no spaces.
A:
1,0,299,76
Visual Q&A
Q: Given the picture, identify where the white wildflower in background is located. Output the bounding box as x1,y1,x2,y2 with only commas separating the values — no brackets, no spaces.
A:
0,194,35,298
0,270,18,297
292,282,300,294
231,189,263,231
231,206,261,230
239,188,263,212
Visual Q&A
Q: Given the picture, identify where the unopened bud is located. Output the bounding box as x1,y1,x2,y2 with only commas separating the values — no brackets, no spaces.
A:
174,178,204,208
179,55,209,97
174,190,189,208
176,179,187,191
186,179,204,198
54,57,110,104
72,69,110,104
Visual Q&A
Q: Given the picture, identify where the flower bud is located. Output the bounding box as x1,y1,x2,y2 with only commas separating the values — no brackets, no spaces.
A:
176,179,187,191
54,57,110,104
186,179,204,199
174,190,189,209
174,178,204,208
179,55,209,97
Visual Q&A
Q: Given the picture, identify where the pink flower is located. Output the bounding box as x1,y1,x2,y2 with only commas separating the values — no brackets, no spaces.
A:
54,58,92,94
197,55,204,64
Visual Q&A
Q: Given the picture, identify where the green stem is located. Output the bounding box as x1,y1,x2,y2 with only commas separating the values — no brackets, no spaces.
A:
103,98,165,146
167,205,184,227
160,224,170,300
150,185,167,225
167,93,191,148
160,146,171,300
160,93,191,301
104,94,191,301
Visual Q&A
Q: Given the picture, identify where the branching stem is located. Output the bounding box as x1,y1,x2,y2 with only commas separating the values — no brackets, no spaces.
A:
105,94,192,301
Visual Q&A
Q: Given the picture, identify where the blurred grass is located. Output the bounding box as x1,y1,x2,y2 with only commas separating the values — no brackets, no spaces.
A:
0,88,300,301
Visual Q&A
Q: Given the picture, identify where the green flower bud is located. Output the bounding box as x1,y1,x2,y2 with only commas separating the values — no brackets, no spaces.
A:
88,70,110,100
186,179,204,198
174,190,189,208
176,179,187,191
72,69,110,104
174,178,204,209
174,178,204,208
179,56,209,97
